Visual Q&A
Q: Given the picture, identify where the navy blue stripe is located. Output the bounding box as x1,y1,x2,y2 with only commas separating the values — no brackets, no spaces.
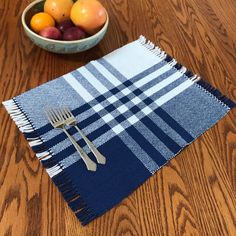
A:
42,132,88,168
36,103,92,135
42,127,77,150
79,112,102,128
153,107,193,143
87,123,111,141
42,144,81,168
125,126,167,167
24,132,39,139
141,116,182,154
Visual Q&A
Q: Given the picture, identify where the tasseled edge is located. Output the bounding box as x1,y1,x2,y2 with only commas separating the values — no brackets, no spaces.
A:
2,99,56,166
138,35,236,110
52,171,97,225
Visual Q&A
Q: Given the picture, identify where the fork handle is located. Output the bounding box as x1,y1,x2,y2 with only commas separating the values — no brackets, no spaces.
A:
74,126,106,164
62,128,97,171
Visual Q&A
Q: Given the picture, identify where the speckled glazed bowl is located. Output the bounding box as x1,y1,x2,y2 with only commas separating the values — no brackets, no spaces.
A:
21,0,109,54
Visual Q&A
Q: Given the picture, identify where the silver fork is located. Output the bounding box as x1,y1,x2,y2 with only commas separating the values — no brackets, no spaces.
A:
59,107,106,165
45,108,97,171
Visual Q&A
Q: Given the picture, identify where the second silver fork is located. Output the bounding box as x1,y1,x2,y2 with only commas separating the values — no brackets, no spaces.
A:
59,107,106,165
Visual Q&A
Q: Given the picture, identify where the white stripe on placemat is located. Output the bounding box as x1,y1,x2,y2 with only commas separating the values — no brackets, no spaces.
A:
134,63,174,87
78,67,109,94
63,73,94,102
155,79,194,106
143,72,184,97
91,60,122,86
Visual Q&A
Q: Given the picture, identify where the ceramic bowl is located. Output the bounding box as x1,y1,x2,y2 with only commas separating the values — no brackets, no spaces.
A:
21,0,109,54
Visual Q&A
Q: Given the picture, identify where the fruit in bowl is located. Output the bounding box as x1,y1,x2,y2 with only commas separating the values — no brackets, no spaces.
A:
21,0,109,54
39,26,62,40
30,12,55,33
44,0,74,23
57,20,74,32
63,27,86,40
70,0,107,34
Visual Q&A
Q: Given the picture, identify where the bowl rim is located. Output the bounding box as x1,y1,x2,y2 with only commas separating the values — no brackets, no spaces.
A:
21,0,109,44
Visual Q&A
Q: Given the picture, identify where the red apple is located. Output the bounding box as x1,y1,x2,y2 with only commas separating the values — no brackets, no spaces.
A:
39,26,62,40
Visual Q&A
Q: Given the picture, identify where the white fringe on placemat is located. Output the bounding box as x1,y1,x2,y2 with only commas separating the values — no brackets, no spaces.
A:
138,35,167,59
2,99,55,167
3,100,35,133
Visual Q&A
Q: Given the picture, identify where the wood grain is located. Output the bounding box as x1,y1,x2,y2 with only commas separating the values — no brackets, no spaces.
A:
0,0,236,235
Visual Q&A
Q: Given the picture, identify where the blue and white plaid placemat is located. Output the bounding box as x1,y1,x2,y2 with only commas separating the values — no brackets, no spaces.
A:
3,36,235,225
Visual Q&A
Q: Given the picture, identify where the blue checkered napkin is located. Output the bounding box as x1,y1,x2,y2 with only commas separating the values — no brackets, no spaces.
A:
3,36,235,225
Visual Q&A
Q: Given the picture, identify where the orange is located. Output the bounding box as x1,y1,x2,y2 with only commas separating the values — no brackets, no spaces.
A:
30,12,55,33
70,0,107,34
44,0,74,23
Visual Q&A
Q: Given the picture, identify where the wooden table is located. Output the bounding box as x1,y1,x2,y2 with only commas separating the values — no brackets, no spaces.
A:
1,0,236,235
